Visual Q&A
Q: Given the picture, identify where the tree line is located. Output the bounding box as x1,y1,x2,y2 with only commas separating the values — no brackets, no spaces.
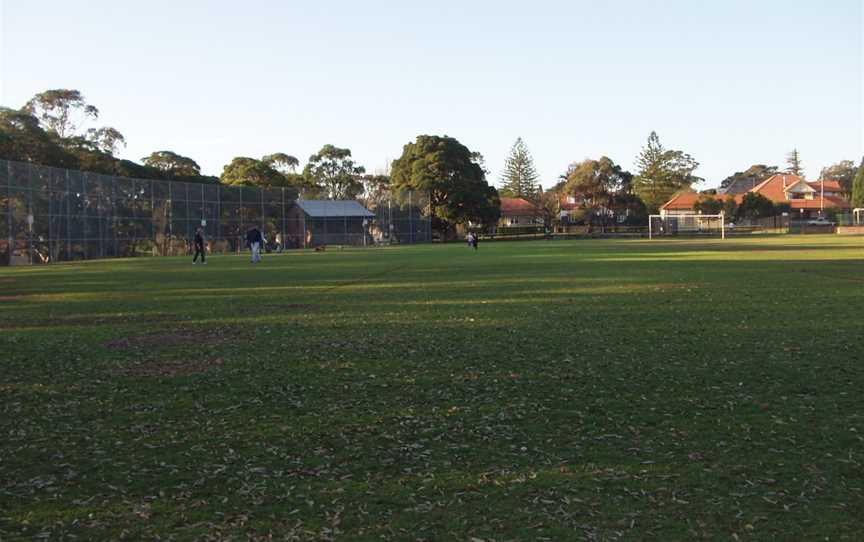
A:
2,89,862,235
499,132,862,227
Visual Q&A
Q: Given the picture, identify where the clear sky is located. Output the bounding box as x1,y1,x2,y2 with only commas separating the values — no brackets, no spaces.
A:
1,0,862,188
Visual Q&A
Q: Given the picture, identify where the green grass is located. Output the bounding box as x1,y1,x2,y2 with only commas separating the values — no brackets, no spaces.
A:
1,235,863,540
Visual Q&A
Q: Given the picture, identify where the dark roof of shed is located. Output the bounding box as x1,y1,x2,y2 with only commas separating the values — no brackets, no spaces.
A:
296,200,375,218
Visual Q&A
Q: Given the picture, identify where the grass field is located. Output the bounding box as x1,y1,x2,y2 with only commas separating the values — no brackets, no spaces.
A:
1,235,863,541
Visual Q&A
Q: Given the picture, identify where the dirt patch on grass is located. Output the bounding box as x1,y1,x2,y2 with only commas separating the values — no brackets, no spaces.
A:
114,357,224,378
236,303,316,314
0,313,181,329
264,303,315,310
107,327,240,350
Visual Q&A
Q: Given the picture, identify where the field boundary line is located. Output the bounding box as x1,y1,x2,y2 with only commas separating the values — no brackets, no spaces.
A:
319,264,411,294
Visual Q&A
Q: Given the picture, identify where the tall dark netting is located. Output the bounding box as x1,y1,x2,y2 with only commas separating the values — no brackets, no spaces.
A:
0,160,431,265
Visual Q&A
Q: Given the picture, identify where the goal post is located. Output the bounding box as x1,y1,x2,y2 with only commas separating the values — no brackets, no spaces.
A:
649,213,725,239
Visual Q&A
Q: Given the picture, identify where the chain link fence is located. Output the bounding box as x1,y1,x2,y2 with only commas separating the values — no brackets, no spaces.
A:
0,160,431,265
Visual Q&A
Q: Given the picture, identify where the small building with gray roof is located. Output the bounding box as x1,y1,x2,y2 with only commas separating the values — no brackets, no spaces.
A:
285,200,375,248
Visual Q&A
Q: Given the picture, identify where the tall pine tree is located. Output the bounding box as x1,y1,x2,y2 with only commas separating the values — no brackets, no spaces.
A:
785,149,804,176
632,131,701,213
500,137,539,200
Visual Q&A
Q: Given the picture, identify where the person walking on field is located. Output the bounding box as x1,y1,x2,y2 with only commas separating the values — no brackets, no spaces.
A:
467,232,479,251
192,227,207,264
246,226,263,263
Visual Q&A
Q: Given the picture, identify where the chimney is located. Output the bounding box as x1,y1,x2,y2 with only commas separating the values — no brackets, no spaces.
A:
782,175,787,189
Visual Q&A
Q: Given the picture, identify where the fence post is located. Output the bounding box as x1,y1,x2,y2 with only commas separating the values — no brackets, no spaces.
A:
409,191,414,244
64,168,70,261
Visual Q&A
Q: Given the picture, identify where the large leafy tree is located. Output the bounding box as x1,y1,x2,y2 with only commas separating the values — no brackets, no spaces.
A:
820,160,857,195
220,152,308,193
143,151,202,178
0,107,75,166
358,174,390,200
693,195,725,214
564,156,631,227
14,89,128,172
303,144,365,199
785,149,804,176
537,185,563,230
852,158,864,208
3,90,219,183
720,164,777,192
737,192,775,219
390,135,500,233
633,131,702,213
86,127,126,156
63,136,117,173
499,137,539,199
22,89,99,138
221,157,287,187
262,153,299,174
722,197,739,221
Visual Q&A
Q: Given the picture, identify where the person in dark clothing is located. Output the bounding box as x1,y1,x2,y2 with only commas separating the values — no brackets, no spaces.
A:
246,226,263,263
192,227,206,264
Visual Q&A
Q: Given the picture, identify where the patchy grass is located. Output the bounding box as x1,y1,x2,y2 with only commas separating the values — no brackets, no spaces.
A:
1,235,863,540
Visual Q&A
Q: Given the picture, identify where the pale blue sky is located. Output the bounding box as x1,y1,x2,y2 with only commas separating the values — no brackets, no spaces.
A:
1,0,862,188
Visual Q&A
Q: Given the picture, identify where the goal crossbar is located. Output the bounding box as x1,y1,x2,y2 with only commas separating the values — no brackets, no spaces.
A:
649,213,725,240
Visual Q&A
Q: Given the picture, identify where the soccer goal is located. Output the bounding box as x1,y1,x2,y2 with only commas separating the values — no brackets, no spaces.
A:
649,213,726,239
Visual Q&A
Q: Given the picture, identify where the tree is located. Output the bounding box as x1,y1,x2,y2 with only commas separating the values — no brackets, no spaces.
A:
785,149,803,176
632,131,702,213
564,156,631,228
86,126,126,156
63,136,116,173
720,164,777,192
303,144,365,199
358,174,390,200
221,157,286,187
0,107,75,166
390,135,500,234
693,195,725,215
852,158,864,209
820,160,857,196
262,153,299,174
537,186,562,230
737,192,774,219
143,151,202,178
722,198,739,221
499,137,539,199
22,89,99,138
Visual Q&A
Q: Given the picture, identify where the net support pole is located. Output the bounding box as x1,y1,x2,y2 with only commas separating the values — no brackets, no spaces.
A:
721,211,725,240
649,217,653,240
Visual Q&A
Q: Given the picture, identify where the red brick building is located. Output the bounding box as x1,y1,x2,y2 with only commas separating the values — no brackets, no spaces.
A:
661,174,850,219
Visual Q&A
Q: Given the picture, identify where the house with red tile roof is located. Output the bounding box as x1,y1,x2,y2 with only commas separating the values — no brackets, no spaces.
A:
661,174,850,218
499,197,542,226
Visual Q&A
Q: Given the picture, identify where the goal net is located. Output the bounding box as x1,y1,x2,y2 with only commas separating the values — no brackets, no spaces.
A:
649,214,726,239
